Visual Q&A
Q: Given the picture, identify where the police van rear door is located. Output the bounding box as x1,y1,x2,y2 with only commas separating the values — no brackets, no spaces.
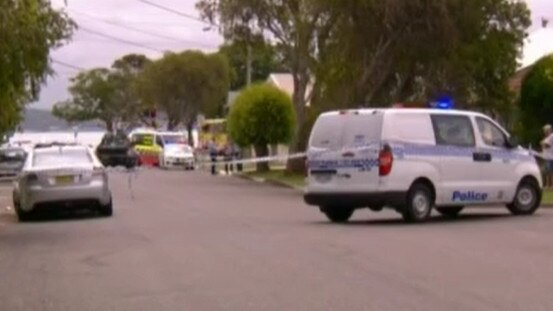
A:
307,111,383,193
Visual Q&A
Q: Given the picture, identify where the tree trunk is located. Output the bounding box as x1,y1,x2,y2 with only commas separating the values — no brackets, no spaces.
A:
254,144,270,172
105,119,114,132
286,73,309,174
167,118,179,131
186,122,194,147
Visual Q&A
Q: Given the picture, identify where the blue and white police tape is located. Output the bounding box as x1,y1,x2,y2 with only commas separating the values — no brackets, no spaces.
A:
530,150,553,161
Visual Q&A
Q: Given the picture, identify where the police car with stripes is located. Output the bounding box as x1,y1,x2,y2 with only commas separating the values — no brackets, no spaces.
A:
304,107,542,223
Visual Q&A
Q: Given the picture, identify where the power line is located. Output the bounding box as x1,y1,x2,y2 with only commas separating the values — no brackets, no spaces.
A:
78,26,164,53
70,10,217,49
52,59,86,71
136,0,218,27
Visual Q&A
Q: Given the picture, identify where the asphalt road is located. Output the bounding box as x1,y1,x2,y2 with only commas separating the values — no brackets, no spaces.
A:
1,169,553,311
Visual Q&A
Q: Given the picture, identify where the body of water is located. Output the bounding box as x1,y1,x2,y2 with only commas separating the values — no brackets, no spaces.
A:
6,130,200,151
8,131,106,150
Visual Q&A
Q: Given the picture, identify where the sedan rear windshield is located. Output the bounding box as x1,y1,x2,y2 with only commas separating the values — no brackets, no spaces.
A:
33,149,92,167
162,135,187,144
101,134,129,146
0,150,26,162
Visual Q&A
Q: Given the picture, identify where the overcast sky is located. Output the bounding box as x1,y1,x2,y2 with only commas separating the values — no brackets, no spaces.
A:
33,0,553,109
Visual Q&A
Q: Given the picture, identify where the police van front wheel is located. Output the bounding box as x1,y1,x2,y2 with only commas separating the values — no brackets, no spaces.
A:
402,183,434,223
507,179,541,216
320,206,354,223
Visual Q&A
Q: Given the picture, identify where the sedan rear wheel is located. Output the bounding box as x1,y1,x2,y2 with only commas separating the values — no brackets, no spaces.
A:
98,199,113,217
14,202,33,222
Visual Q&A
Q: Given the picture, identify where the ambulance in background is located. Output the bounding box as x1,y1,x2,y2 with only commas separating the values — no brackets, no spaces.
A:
129,128,162,166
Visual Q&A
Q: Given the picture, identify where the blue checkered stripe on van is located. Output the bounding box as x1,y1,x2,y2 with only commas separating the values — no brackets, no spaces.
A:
308,158,380,170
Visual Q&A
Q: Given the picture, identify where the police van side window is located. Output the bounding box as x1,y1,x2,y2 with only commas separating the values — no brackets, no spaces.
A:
476,117,507,148
430,115,476,147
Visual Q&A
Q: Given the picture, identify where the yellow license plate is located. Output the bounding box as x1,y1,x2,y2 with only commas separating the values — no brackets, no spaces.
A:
55,175,74,185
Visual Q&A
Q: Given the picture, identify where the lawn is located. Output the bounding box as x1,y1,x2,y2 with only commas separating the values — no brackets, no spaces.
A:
243,169,305,189
543,189,553,205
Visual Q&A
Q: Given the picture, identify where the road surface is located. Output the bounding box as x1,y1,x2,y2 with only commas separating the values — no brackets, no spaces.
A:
1,169,553,311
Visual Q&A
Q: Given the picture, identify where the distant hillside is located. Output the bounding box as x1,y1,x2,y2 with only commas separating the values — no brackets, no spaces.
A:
20,108,104,132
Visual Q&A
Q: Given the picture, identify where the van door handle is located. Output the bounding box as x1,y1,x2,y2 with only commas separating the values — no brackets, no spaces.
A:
473,152,492,162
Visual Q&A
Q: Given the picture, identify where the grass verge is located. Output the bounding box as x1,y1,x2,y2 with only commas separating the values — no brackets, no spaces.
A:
543,189,553,205
242,169,305,189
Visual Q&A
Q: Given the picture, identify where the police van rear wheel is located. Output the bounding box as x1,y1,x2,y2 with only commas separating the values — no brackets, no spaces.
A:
436,206,464,218
403,183,433,223
320,206,354,223
507,179,541,216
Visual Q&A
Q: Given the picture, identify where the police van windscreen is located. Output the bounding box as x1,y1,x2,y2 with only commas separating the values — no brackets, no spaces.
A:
309,112,383,149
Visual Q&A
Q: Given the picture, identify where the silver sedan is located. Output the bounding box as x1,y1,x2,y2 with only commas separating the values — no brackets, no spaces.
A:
12,144,112,221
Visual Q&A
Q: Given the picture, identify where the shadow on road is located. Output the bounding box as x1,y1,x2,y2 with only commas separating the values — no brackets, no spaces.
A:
21,209,108,223
0,213,17,224
308,212,540,227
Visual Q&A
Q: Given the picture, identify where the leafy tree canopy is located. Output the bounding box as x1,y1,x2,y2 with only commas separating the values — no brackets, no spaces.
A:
0,0,74,137
519,54,553,145
136,51,230,136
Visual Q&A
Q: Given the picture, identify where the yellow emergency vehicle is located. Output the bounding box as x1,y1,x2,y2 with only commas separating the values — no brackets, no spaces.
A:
129,128,163,166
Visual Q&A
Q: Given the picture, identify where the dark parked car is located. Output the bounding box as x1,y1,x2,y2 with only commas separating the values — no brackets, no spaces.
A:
96,132,139,168
0,147,27,179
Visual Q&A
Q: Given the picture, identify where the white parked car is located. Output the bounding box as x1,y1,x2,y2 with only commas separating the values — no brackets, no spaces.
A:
12,143,112,221
304,108,542,223
158,132,195,170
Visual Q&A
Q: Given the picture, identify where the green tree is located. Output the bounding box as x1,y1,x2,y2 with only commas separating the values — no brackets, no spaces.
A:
227,84,296,172
219,39,284,91
0,0,74,137
137,51,230,142
53,54,152,131
197,0,338,172
110,54,152,127
519,54,553,145
316,0,530,114
53,68,118,131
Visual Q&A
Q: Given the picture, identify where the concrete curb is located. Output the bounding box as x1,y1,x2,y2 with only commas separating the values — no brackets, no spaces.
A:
236,173,303,191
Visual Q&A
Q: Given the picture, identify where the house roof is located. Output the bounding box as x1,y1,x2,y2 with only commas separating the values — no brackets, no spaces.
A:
268,73,295,96
508,28,553,93
521,27,553,68
226,91,240,108
267,73,313,106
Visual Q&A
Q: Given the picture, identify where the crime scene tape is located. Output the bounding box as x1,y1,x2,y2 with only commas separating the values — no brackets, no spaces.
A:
529,150,553,161
194,143,383,169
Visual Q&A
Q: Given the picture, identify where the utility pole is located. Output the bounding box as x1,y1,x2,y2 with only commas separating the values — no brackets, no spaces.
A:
246,43,253,86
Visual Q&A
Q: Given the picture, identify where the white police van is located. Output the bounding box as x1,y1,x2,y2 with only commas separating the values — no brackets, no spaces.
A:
304,108,542,223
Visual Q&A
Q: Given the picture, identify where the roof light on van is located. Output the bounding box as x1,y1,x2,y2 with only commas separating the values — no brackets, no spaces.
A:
430,97,454,110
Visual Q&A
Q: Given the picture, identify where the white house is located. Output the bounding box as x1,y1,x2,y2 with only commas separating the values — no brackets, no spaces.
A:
267,73,313,106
